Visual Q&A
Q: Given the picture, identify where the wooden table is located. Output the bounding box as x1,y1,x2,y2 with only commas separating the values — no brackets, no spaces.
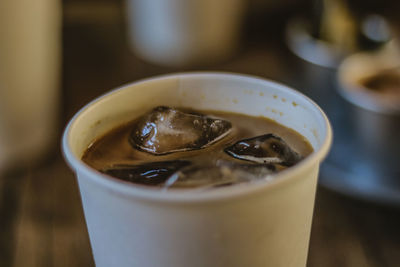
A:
1,2,399,266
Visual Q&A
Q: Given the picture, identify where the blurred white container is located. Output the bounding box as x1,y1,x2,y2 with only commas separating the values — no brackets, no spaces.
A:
63,73,332,267
125,0,245,66
0,0,61,171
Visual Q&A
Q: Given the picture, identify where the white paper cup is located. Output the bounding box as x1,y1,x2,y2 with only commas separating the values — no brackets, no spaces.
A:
62,73,332,267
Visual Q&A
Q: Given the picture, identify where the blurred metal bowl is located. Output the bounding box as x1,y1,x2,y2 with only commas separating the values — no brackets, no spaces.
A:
285,17,347,69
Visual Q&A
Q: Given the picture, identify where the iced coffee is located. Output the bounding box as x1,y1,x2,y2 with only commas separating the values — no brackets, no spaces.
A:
82,106,313,190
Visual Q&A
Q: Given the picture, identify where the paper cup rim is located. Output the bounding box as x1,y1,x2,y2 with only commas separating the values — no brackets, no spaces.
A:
62,72,332,203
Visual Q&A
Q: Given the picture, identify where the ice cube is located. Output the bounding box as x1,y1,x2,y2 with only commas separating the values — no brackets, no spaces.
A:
129,106,232,155
164,161,277,189
101,160,191,186
224,134,302,166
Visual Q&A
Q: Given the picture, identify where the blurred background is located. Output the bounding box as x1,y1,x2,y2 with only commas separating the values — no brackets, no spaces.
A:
0,0,399,266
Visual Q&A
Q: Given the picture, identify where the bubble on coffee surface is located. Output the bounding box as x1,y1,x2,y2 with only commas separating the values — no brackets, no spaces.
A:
163,161,277,190
129,106,232,155
101,160,191,186
224,134,303,167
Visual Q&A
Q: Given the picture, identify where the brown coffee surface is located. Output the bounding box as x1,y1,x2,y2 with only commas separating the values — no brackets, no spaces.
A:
82,108,313,188
358,71,400,110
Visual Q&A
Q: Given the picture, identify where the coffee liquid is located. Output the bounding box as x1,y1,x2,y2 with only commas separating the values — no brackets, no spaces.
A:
82,108,313,189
